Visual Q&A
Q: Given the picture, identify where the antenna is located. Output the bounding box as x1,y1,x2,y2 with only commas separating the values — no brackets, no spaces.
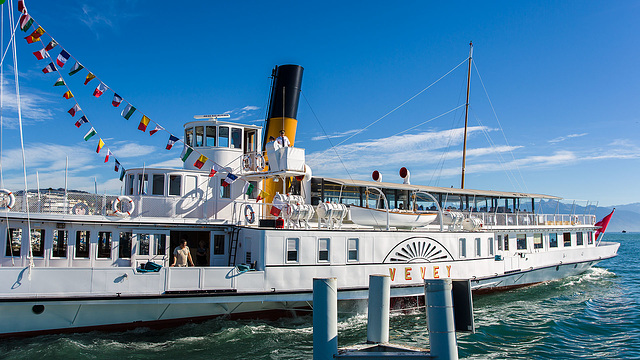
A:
193,114,231,119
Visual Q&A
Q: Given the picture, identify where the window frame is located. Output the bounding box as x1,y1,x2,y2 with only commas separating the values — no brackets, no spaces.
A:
533,233,543,249
576,232,584,246
549,233,558,248
51,229,68,258
563,232,571,247
5,228,22,257
168,174,181,196
459,238,467,258
347,238,359,262
75,230,90,259
119,232,132,259
516,234,527,250
97,231,112,259
30,229,45,257
475,237,482,257
318,238,330,262
286,238,299,263
152,174,165,196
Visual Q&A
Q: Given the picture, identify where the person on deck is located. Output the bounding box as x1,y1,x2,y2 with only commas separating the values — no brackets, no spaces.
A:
196,240,208,266
171,239,194,267
276,130,291,147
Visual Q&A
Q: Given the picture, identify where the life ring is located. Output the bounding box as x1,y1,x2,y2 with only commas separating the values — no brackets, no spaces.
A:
112,196,135,217
244,204,255,224
242,154,251,171
71,202,90,215
0,189,15,210
255,154,266,171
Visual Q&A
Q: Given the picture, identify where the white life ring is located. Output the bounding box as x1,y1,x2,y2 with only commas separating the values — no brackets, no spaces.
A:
255,153,266,171
71,202,90,215
242,154,251,171
244,204,255,224
112,196,135,217
0,189,15,210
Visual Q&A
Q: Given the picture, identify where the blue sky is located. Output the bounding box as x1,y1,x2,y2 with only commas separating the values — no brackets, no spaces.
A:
0,0,638,206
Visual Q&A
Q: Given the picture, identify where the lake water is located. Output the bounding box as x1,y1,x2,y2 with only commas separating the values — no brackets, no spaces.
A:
1,233,637,359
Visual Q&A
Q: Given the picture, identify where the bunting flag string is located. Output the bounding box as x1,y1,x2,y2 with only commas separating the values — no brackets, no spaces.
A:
24,12,245,182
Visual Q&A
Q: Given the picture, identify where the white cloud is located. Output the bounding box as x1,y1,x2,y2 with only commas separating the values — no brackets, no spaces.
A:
548,133,588,143
311,129,364,141
109,143,156,158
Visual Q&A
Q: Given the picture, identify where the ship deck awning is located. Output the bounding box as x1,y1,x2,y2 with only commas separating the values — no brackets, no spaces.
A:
318,177,561,200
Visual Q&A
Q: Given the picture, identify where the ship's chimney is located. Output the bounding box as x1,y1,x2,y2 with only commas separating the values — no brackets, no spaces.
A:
372,170,383,182
262,65,304,150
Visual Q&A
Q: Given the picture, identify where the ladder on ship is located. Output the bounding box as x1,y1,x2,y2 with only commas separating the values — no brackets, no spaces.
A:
227,227,241,266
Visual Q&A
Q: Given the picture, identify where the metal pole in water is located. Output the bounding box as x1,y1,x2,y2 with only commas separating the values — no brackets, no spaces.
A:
425,278,458,360
367,274,390,344
313,277,338,360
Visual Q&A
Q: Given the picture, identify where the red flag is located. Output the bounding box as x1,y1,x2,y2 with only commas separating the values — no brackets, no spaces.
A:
594,209,615,242
270,206,281,217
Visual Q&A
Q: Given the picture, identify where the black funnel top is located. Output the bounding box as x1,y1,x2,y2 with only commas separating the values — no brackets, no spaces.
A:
267,64,304,120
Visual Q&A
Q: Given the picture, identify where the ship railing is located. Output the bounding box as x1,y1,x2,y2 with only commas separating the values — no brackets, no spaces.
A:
469,211,596,228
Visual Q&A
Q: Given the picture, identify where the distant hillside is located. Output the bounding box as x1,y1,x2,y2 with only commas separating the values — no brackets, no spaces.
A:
538,200,640,232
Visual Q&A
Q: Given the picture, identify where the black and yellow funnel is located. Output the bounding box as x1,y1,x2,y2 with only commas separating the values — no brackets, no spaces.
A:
262,64,304,203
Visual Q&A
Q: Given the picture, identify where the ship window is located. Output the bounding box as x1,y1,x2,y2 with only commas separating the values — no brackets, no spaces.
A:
231,128,242,149
206,126,216,146
185,175,197,196
218,126,229,147
533,233,543,249
75,231,90,258
347,238,359,261
516,234,527,250
5,228,21,257
459,238,467,258
475,238,482,257
126,174,134,195
504,234,509,251
549,233,558,248
587,231,594,245
497,235,503,251
31,229,44,257
488,237,494,256
213,234,225,255
576,232,584,246
318,238,330,262
563,232,571,247
286,238,299,262
138,234,150,255
195,126,204,147
185,127,193,146
156,234,167,255
52,230,67,258
97,232,112,258
119,232,132,259
220,179,231,199
152,174,164,195
169,175,181,196
138,174,148,195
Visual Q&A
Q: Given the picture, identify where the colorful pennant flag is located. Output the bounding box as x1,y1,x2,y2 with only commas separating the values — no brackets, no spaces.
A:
53,77,65,86
121,104,136,120
105,149,112,163
138,115,150,132
222,173,238,187
270,206,282,217
29,26,45,40
96,138,105,153
42,62,56,74
166,135,179,150
69,61,83,76
75,115,88,128
112,94,122,107
45,40,58,51
84,72,96,85
24,35,39,44
193,154,208,169
18,0,26,13
149,124,164,136
56,50,70,67
33,48,47,60
68,104,80,117
209,167,217,177
119,168,125,181
180,146,193,162
115,160,121,172
84,127,97,141
63,90,74,99
20,14,33,32
243,182,254,196
93,82,107,97
256,190,268,202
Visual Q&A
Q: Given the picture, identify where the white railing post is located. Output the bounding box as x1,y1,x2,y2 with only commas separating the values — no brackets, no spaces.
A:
313,277,338,360
367,274,390,344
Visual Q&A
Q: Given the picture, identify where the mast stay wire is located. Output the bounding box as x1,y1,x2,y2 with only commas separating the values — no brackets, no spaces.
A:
8,0,34,270
472,60,529,193
308,58,469,163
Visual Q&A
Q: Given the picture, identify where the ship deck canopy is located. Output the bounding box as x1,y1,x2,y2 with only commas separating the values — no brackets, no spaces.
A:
318,177,561,200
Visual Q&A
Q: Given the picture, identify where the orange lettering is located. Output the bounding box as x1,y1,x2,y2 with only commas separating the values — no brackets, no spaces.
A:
405,267,412,281
433,266,440,279
446,265,451,277
389,268,396,281
420,267,426,279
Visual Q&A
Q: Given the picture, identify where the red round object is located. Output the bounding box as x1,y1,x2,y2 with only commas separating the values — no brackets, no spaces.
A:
372,170,380,181
399,167,408,178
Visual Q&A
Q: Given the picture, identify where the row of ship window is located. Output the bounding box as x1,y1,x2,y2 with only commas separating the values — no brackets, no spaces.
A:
285,237,359,263
4,228,167,259
458,232,594,258
124,173,258,199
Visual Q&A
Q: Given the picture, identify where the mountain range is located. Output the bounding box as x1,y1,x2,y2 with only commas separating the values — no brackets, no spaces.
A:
538,200,639,233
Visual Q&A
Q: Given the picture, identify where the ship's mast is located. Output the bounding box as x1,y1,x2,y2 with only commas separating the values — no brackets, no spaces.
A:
460,41,473,189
